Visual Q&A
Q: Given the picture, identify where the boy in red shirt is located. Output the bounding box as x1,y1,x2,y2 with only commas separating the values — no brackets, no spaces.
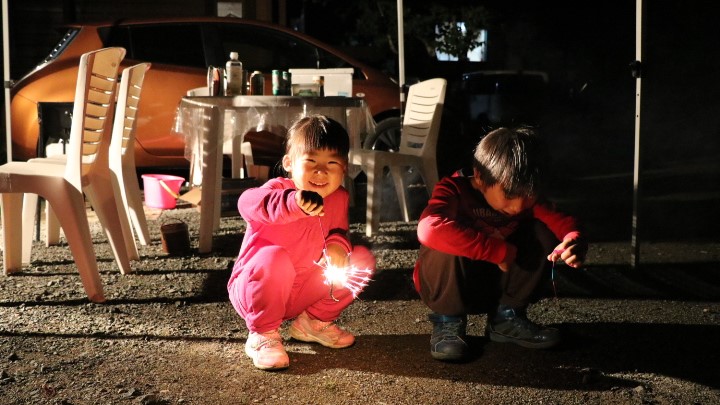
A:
228,115,375,370
414,126,587,361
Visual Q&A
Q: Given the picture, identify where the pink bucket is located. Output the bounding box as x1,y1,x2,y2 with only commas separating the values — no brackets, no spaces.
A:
142,174,185,209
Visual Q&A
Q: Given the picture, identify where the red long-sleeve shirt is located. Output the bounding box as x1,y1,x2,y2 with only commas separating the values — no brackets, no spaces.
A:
417,174,581,265
230,177,352,285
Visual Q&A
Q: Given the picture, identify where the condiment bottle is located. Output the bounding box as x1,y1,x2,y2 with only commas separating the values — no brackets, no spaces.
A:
224,52,243,96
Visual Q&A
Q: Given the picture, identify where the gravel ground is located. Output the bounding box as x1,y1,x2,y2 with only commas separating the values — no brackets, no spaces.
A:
1,200,720,405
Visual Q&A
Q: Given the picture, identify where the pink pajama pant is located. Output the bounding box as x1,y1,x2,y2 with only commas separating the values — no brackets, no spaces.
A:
228,244,375,333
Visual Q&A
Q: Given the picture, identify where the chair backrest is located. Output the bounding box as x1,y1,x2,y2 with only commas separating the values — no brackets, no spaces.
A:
65,47,126,188
398,78,447,157
187,86,209,96
110,63,151,161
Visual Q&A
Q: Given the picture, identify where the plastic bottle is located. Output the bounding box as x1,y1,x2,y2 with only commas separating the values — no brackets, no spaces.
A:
313,75,325,97
272,70,282,95
282,71,292,95
250,71,265,95
224,52,243,96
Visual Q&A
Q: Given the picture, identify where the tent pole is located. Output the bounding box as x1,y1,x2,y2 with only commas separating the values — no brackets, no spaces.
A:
2,0,12,163
631,0,643,269
396,0,405,118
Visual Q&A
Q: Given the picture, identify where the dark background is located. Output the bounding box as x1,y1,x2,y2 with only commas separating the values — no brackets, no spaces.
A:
1,0,718,243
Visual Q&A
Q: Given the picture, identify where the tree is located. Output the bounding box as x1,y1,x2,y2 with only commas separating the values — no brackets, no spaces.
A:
404,3,491,61
305,0,493,61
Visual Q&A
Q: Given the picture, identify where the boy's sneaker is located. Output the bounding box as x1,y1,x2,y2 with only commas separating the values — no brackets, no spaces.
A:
486,305,560,349
245,330,289,370
289,311,355,349
429,313,469,361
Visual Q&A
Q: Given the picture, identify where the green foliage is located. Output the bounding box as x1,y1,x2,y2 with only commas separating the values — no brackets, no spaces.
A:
306,0,492,60
429,6,490,60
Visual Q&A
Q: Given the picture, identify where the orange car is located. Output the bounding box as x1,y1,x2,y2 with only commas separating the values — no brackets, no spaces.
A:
10,17,401,168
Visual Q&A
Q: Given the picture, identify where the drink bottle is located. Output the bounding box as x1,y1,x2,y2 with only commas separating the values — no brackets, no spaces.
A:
313,75,325,97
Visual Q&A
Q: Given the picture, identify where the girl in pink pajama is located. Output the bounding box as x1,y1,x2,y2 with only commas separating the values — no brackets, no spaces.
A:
228,114,375,370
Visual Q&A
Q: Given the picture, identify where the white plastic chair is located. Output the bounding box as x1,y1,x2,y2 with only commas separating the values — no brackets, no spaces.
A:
19,55,135,275
109,63,152,251
0,47,126,302
21,64,151,268
350,78,447,236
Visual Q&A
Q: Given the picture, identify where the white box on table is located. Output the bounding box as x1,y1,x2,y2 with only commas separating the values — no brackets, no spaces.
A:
288,68,353,97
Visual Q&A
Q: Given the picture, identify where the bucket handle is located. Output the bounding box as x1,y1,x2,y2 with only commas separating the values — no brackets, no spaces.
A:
158,179,180,199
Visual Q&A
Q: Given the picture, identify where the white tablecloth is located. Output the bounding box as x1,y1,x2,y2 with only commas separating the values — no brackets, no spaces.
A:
172,95,375,252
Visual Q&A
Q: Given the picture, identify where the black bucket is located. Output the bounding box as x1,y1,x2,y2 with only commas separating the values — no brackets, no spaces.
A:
160,219,191,256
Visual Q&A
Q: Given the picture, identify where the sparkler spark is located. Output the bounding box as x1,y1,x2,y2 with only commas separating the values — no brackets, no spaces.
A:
320,253,373,299
316,218,372,301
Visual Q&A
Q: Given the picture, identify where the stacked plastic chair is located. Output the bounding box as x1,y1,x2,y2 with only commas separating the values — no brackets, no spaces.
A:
0,47,126,302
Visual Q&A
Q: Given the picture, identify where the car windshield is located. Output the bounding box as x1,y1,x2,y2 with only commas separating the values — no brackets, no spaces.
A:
36,28,80,68
208,23,352,72
102,23,206,68
98,21,356,73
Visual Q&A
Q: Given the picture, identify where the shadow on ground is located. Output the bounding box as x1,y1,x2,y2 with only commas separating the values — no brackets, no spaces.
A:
277,320,720,390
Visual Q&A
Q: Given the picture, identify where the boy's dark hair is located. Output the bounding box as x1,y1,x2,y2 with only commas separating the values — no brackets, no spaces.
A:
285,114,350,160
472,126,547,199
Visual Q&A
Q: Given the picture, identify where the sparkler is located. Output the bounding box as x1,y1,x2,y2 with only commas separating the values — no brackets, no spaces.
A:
316,218,373,301
550,249,565,300
549,248,588,302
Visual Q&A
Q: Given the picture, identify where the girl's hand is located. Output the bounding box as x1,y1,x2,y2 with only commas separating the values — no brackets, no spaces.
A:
318,244,350,289
323,244,349,269
296,190,324,216
548,236,588,268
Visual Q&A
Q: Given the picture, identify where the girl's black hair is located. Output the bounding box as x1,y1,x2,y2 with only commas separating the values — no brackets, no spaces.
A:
285,114,350,159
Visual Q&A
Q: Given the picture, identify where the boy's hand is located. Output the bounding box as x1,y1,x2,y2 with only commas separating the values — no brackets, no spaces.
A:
296,190,324,216
498,243,517,272
548,236,588,268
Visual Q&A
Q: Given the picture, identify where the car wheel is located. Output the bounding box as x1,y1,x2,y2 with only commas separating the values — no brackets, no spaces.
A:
364,116,401,151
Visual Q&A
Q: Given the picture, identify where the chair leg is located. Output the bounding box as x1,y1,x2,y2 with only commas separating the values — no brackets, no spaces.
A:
21,193,38,264
364,160,383,237
46,203,61,246
421,161,439,196
110,172,140,261
230,136,244,178
84,179,133,274
46,191,105,303
2,193,24,274
123,168,151,246
189,136,203,186
389,166,410,222
344,174,356,207
240,141,252,178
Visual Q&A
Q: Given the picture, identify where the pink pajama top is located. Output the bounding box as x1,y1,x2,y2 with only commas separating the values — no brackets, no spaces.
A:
229,177,352,285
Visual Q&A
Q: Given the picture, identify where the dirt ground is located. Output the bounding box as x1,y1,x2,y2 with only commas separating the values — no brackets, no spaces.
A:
1,201,720,405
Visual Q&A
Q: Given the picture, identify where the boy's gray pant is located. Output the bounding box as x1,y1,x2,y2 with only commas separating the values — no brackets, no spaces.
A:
416,220,558,316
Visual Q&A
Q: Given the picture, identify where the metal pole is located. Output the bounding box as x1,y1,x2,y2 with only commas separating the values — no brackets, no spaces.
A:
396,0,405,117
3,0,13,163
631,0,643,269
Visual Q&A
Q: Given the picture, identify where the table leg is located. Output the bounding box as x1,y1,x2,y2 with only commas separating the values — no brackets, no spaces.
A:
198,107,222,253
